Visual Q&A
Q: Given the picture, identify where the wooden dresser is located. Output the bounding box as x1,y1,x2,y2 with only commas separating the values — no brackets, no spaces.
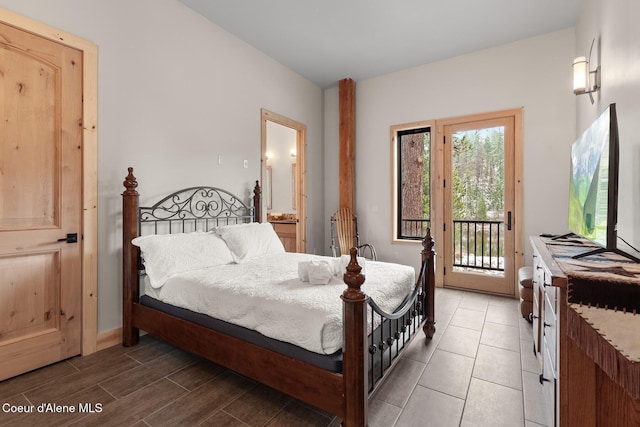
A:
530,236,640,426
270,221,297,252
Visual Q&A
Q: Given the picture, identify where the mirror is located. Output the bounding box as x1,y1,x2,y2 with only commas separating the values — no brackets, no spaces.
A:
265,121,296,213
265,166,272,210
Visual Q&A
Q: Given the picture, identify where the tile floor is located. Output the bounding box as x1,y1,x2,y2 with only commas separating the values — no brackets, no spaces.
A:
367,287,549,426
0,288,549,427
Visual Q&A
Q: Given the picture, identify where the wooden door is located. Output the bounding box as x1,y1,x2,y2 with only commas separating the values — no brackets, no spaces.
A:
0,21,83,380
440,110,521,295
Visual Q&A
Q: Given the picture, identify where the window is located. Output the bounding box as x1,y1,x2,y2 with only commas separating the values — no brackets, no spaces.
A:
391,122,432,241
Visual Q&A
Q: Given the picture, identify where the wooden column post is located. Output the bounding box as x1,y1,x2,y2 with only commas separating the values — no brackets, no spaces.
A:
122,167,140,346
339,78,356,211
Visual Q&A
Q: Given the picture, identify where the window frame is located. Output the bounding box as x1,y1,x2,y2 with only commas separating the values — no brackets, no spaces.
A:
390,120,435,243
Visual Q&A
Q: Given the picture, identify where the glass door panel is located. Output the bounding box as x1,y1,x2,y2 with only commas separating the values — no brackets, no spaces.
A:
443,116,516,295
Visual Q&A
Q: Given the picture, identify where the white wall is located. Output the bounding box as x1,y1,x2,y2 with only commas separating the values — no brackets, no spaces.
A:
0,0,324,333
576,0,640,257
324,29,576,272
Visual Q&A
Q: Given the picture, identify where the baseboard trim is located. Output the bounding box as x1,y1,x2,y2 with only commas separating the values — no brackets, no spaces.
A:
96,328,122,351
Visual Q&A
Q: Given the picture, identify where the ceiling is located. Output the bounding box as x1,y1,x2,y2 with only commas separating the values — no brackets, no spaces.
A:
178,0,583,88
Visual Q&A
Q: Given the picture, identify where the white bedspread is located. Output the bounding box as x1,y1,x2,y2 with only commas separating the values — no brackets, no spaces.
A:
146,252,415,354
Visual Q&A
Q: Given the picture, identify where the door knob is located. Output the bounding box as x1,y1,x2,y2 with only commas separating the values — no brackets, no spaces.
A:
57,233,78,244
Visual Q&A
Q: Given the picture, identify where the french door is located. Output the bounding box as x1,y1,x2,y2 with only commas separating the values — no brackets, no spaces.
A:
438,110,522,296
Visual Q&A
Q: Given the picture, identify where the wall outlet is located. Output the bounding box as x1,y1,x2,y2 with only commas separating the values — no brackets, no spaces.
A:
243,160,248,168
217,155,223,165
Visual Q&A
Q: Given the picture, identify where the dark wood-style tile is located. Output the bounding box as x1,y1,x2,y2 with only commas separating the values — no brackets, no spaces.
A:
67,378,187,427
199,410,252,427
100,348,195,398
67,344,137,372
23,353,140,405
167,358,225,391
3,384,115,427
125,337,177,364
222,383,292,426
0,361,78,401
264,401,333,427
144,371,253,426
0,393,34,427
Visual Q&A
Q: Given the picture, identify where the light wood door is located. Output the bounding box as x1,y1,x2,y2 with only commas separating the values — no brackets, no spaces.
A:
439,110,521,295
0,21,83,380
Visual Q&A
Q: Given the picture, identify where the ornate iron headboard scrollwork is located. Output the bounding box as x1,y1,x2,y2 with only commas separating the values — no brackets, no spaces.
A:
138,186,256,235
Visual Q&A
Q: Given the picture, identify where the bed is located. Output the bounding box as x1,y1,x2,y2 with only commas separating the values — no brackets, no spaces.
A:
121,167,436,426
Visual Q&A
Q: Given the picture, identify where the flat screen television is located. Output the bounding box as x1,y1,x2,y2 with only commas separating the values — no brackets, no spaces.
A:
566,103,638,261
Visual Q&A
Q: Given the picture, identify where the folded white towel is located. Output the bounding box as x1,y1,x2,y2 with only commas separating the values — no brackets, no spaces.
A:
298,259,343,284
297,261,311,282
308,261,334,285
298,257,365,285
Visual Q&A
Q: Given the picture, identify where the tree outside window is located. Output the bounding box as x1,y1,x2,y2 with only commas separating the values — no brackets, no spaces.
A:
396,127,430,240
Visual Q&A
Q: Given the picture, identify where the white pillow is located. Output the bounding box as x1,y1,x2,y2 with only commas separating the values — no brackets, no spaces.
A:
131,232,234,288
215,222,285,263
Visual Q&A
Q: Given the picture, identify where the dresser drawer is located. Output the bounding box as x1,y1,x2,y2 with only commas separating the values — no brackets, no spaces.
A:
544,276,557,316
542,345,557,427
543,289,558,371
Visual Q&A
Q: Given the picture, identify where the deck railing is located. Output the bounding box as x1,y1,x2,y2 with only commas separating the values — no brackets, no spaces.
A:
399,218,431,240
400,218,504,272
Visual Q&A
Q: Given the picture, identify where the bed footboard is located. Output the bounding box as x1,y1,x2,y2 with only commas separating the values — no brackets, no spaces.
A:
363,229,436,395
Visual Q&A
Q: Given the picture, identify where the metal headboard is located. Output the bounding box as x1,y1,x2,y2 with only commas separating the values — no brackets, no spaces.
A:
139,186,255,235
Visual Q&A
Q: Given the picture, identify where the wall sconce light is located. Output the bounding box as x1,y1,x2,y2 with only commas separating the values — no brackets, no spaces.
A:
573,39,600,104
265,152,273,160
290,149,296,157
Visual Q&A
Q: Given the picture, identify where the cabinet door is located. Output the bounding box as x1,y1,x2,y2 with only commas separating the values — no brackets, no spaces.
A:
273,223,297,252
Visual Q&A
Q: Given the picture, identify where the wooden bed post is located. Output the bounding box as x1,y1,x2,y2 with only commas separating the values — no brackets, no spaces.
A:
422,228,436,339
342,248,368,427
253,180,261,223
122,167,140,346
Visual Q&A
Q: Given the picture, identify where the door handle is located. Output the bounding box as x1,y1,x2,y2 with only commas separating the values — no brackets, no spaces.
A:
57,233,78,244
507,211,512,231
